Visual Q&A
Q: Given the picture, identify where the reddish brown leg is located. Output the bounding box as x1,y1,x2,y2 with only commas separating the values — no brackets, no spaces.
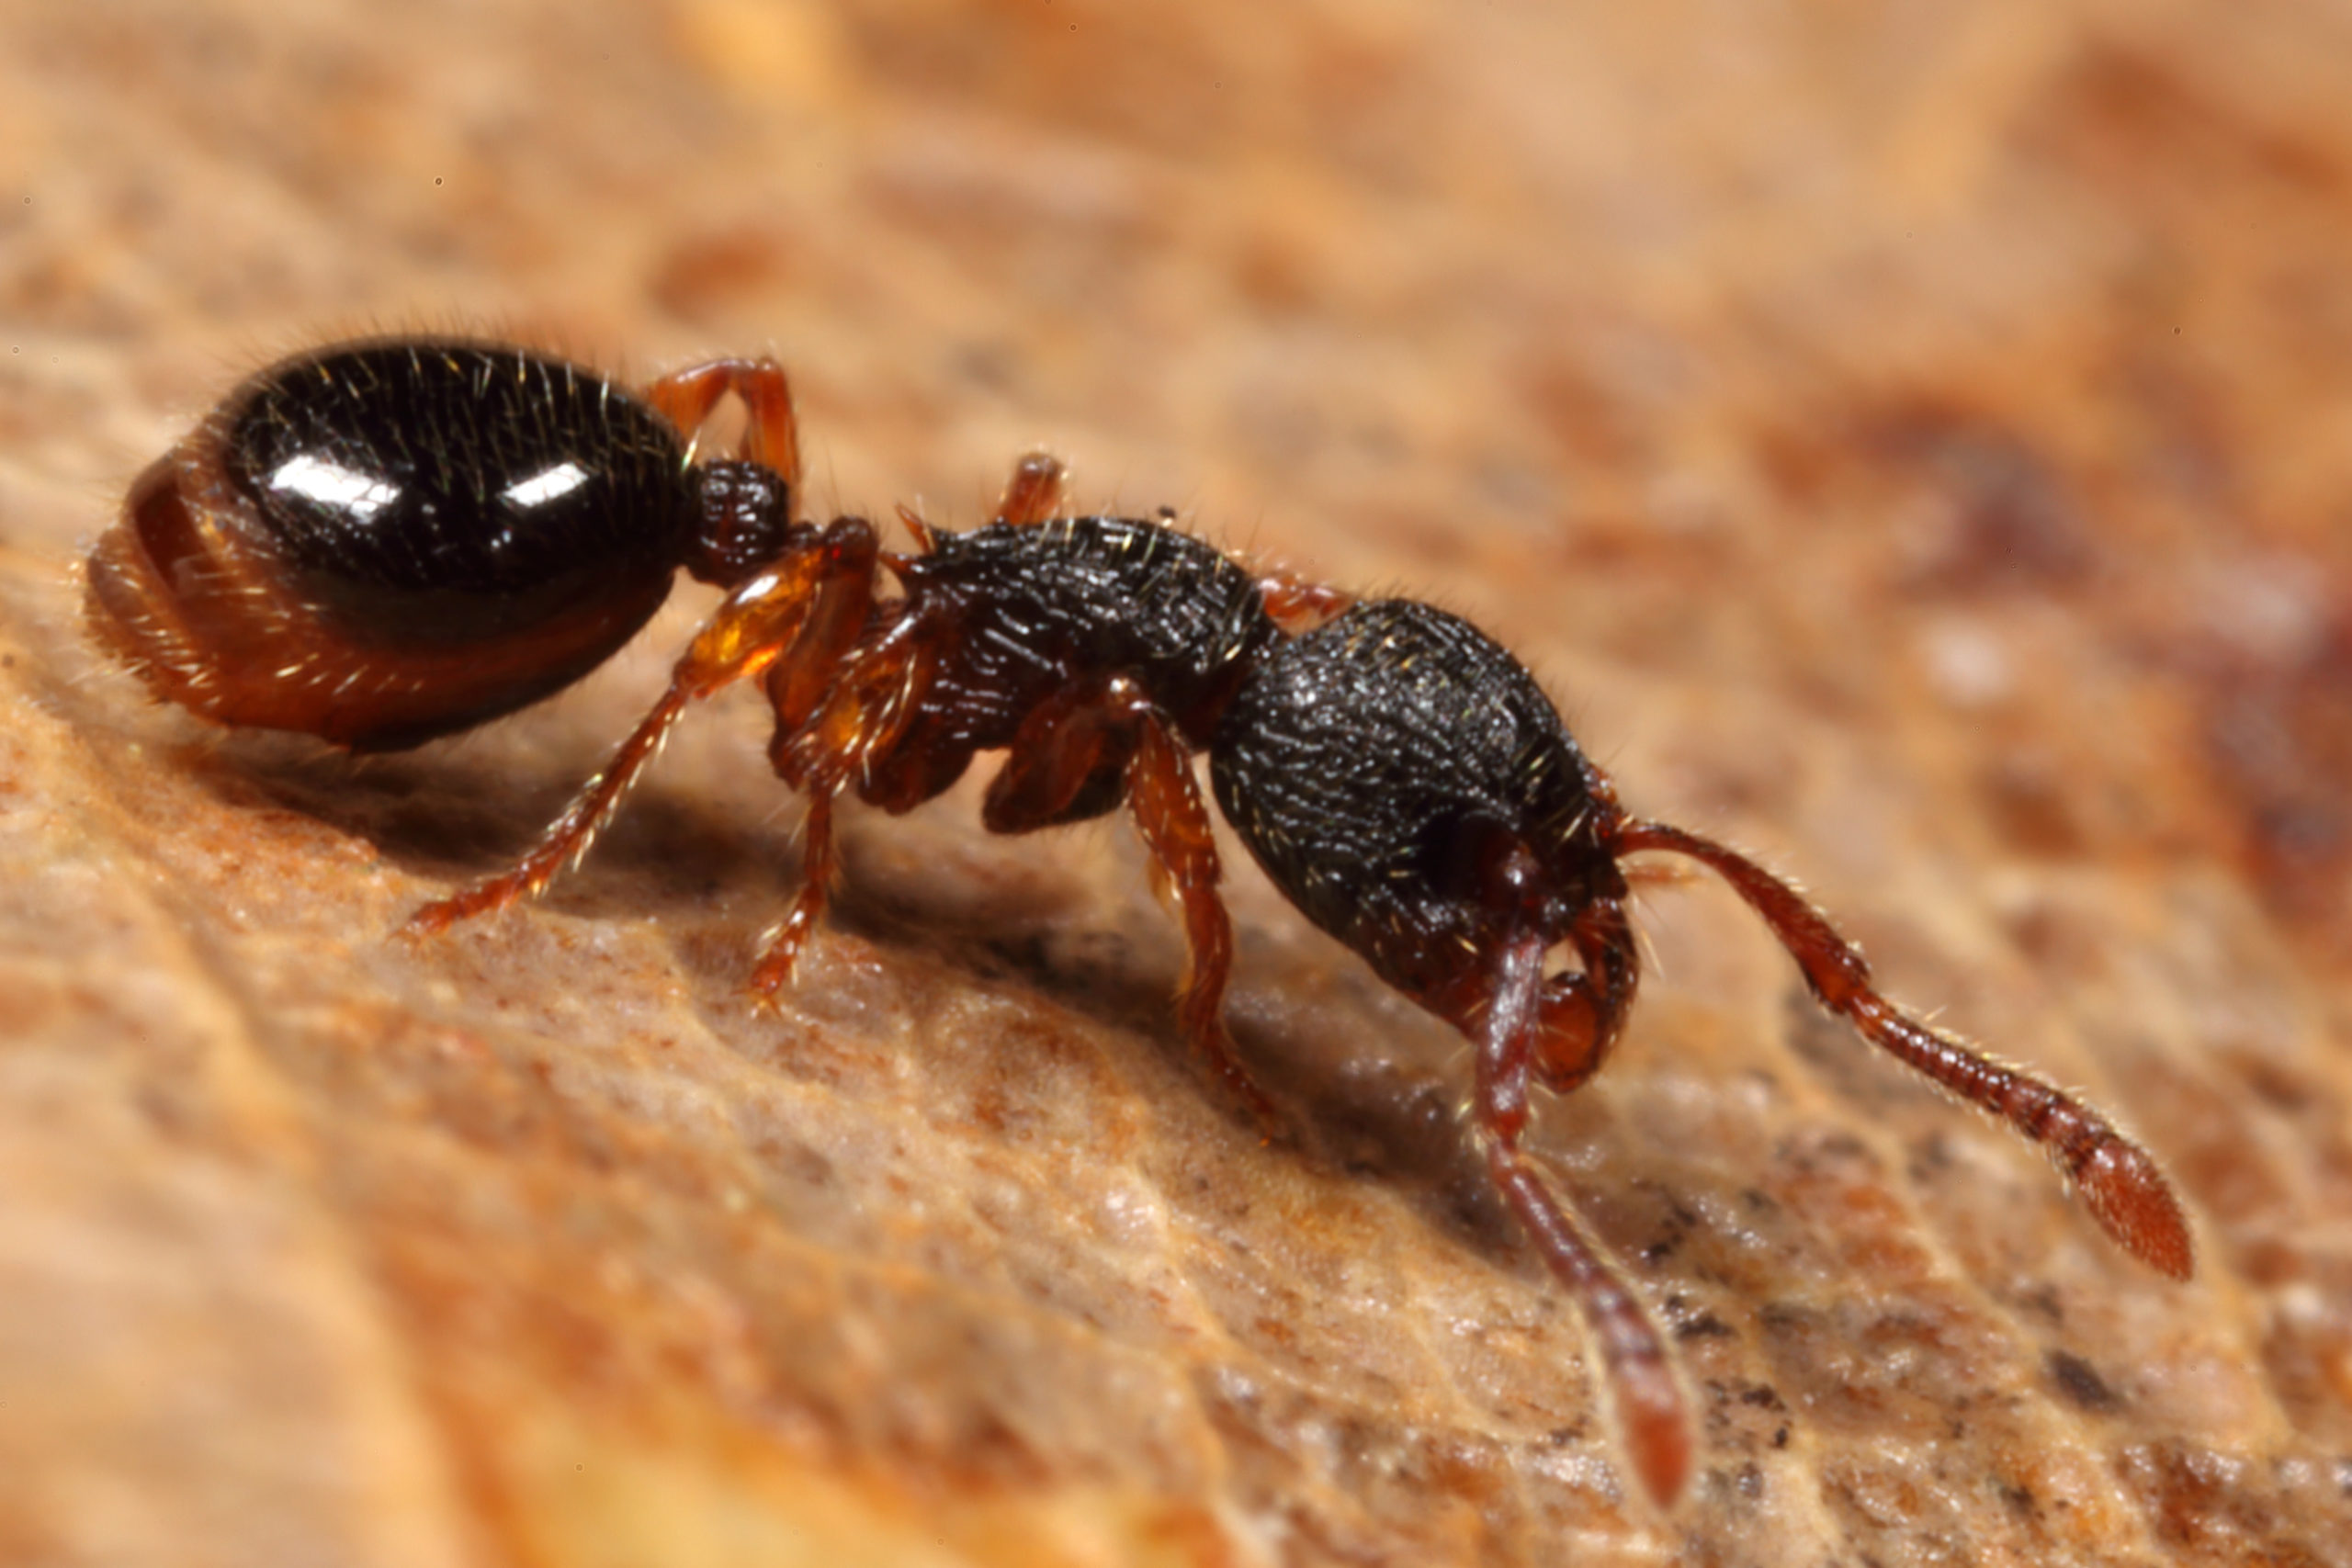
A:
771,607,941,799
1129,693,1281,1131
1255,570,1355,636
750,610,947,992
1616,818,2194,1280
983,675,1278,1131
892,503,940,558
979,677,1137,832
404,519,876,935
763,531,888,738
1473,840,1690,1507
642,357,804,485
749,788,840,998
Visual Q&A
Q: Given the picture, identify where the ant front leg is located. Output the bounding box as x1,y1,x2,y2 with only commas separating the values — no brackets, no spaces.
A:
1616,818,2195,1280
405,518,878,935
983,674,1281,1134
1470,838,1691,1508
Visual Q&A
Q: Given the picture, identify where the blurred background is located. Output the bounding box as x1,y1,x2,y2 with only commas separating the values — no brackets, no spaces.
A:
3,2,2349,1564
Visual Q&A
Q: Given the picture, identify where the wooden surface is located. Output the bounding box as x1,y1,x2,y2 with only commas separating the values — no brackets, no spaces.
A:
5,1,2351,1563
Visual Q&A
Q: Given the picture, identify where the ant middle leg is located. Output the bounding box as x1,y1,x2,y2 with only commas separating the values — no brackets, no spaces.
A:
892,452,1066,560
405,518,878,935
978,674,1140,834
982,674,1279,1132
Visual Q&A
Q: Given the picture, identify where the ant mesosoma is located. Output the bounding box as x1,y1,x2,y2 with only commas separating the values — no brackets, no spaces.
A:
86,335,2194,1507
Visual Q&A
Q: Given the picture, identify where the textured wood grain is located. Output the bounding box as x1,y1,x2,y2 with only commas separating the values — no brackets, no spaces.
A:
4,1,2350,1563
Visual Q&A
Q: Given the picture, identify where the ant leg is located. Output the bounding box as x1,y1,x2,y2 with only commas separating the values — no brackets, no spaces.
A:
1124,690,1281,1132
403,519,876,935
763,536,888,738
1617,818,2194,1280
892,503,940,558
749,787,839,998
643,357,803,488
979,674,1136,833
750,611,947,992
771,608,941,800
1255,570,1354,636
994,453,1066,526
985,675,1278,1130
1474,840,1690,1507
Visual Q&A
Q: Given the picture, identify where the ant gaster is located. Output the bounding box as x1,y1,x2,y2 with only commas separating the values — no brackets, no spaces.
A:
86,336,2195,1508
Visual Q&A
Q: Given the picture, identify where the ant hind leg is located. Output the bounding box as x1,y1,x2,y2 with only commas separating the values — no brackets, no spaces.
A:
750,608,950,992
749,789,840,998
642,357,803,487
404,518,877,937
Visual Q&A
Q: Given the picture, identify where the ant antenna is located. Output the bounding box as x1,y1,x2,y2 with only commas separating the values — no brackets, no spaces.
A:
1613,818,2193,1280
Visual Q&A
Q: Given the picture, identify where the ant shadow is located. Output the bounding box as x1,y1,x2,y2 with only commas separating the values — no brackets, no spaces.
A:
179,715,781,912
749,818,1571,1266
188,728,1658,1285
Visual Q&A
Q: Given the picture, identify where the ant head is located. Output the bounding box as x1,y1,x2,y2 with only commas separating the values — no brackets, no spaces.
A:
684,458,797,587
1445,809,1620,943
1430,806,1630,994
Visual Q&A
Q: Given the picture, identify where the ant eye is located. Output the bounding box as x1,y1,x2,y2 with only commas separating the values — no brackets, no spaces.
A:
685,459,796,587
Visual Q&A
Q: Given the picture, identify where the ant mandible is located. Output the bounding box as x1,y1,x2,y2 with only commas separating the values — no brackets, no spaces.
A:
86,335,2194,1508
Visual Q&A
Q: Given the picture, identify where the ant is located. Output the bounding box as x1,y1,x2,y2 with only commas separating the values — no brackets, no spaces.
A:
86,335,2195,1508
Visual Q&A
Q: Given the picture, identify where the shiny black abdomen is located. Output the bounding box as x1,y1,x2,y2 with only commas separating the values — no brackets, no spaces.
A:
218,340,695,648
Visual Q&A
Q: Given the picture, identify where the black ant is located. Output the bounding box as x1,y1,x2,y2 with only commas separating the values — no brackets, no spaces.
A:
86,335,2195,1507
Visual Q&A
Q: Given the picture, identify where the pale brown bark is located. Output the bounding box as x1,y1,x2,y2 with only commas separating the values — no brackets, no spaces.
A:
4,3,2349,1562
